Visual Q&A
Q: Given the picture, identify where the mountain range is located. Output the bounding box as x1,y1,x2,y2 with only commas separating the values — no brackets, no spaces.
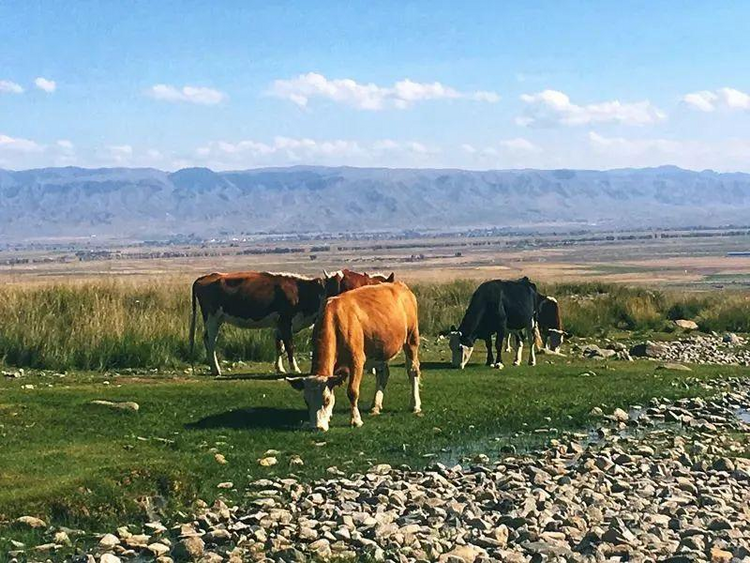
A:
1,165,749,241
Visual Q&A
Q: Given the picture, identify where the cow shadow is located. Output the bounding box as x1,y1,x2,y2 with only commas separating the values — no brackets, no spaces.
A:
186,407,305,431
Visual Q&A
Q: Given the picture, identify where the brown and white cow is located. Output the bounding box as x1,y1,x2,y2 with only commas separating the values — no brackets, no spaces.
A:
286,281,421,431
189,272,327,376
323,268,394,296
504,295,565,353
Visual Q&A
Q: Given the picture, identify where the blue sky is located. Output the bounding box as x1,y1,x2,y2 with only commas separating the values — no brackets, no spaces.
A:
2,1,750,171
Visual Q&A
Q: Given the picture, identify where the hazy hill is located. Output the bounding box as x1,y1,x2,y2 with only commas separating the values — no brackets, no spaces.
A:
1,165,749,241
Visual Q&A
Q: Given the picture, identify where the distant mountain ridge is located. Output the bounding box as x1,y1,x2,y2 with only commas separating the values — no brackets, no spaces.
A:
1,165,749,241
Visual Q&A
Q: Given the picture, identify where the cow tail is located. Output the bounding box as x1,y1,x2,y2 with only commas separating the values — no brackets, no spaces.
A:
189,282,198,376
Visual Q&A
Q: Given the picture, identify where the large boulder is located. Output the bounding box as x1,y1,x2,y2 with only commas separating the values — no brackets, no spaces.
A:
674,319,699,331
629,342,668,358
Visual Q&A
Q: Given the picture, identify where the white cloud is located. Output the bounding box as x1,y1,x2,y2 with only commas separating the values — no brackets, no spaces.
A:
518,89,666,127
34,77,56,93
683,87,750,112
56,139,74,150
588,131,680,154
147,84,226,105
194,136,439,168
269,72,500,110
0,134,43,152
0,80,24,94
499,138,540,152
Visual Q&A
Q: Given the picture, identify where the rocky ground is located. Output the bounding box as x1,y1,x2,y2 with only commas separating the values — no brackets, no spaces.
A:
9,377,750,563
576,333,750,367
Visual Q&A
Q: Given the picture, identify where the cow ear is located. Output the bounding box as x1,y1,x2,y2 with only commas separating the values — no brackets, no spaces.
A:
323,270,330,278
386,273,395,282
449,325,457,332
327,373,347,388
286,377,306,391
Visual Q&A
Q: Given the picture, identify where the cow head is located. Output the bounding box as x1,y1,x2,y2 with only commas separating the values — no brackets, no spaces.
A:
323,270,344,297
448,326,474,369
286,373,346,431
546,328,565,352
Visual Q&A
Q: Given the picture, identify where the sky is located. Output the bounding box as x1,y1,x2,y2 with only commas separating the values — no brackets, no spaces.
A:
2,0,750,172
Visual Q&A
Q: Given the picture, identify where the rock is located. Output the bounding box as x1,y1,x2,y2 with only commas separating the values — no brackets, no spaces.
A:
438,544,486,562
612,407,630,422
657,363,692,372
174,536,205,560
100,555,122,563
710,546,733,563
713,457,736,472
674,320,699,331
258,456,278,467
99,534,121,550
15,516,47,529
630,342,668,358
214,453,227,465
216,482,234,489
723,333,741,344
289,455,304,466
89,400,139,412
147,542,171,557
53,531,71,546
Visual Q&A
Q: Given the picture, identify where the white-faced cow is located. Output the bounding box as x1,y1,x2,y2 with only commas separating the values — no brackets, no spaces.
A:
450,277,542,369
286,282,421,431
189,272,327,376
505,295,565,353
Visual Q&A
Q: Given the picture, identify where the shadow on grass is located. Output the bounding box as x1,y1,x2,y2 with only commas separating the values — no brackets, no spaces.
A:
213,372,287,381
186,407,305,431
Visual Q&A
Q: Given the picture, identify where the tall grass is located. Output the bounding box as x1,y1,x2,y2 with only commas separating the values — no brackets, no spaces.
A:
0,278,747,371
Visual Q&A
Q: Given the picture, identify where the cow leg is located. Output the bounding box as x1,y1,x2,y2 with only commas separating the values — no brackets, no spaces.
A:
493,335,505,370
370,363,390,415
527,323,537,366
404,334,422,414
278,321,301,374
203,314,222,376
274,332,286,374
348,360,365,427
514,332,524,366
504,334,513,353
485,337,494,366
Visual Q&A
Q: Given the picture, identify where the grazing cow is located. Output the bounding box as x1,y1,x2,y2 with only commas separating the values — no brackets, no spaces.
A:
538,296,565,352
189,272,327,376
449,277,542,369
504,295,565,353
286,282,421,431
323,268,395,296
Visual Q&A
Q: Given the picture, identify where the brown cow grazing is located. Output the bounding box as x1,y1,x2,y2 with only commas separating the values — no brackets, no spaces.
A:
189,272,327,376
505,295,565,353
538,296,565,352
286,282,421,431
323,269,395,296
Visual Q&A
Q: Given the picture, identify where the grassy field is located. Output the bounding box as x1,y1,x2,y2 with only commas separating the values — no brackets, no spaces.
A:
0,278,749,371
0,342,744,550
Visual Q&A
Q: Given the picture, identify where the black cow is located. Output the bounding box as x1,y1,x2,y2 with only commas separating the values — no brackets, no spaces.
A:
449,277,542,369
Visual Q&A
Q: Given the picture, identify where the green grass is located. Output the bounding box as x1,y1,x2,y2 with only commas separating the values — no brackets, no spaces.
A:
0,341,742,550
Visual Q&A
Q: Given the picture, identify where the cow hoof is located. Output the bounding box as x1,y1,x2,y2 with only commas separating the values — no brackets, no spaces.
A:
369,408,381,416
492,363,505,370
413,409,423,416
350,419,364,428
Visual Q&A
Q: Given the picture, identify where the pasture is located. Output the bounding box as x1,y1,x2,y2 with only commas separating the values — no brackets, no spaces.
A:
0,350,743,550
1,275,749,556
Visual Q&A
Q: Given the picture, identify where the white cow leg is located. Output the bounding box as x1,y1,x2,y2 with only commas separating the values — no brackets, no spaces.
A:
204,315,222,376
528,325,537,366
514,338,523,366
274,334,286,374
291,357,302,374
370,364,390,415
